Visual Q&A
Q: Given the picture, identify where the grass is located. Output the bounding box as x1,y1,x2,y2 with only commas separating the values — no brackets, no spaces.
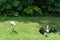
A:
0,17,60,40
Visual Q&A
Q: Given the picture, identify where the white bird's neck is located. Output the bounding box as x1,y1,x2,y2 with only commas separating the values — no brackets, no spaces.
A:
46,25,49,30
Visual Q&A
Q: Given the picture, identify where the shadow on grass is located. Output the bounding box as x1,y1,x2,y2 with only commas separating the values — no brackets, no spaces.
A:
0,17,60,34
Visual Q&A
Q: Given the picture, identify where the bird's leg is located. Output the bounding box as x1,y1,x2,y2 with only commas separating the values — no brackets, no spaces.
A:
44,32,48,37
12,26,17,34
12,26,15,31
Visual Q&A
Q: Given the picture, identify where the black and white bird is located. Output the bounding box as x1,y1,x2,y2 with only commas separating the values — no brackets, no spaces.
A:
39,25,57,37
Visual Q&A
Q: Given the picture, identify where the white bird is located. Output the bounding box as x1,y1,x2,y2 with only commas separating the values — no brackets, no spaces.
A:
10,21,17,33
10,21,16,26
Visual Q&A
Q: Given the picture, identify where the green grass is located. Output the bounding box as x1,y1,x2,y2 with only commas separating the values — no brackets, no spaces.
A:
0,17,60,40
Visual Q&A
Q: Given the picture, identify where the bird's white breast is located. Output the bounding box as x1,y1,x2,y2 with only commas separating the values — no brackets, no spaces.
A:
46,30,49,32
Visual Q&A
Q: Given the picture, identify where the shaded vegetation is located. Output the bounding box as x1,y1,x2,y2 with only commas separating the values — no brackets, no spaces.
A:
0,0,60,17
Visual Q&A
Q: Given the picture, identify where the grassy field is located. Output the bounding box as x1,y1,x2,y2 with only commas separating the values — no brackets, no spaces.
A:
0,17,60,40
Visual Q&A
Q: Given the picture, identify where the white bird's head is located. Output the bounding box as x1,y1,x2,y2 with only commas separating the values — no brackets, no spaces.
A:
10,21,16,26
